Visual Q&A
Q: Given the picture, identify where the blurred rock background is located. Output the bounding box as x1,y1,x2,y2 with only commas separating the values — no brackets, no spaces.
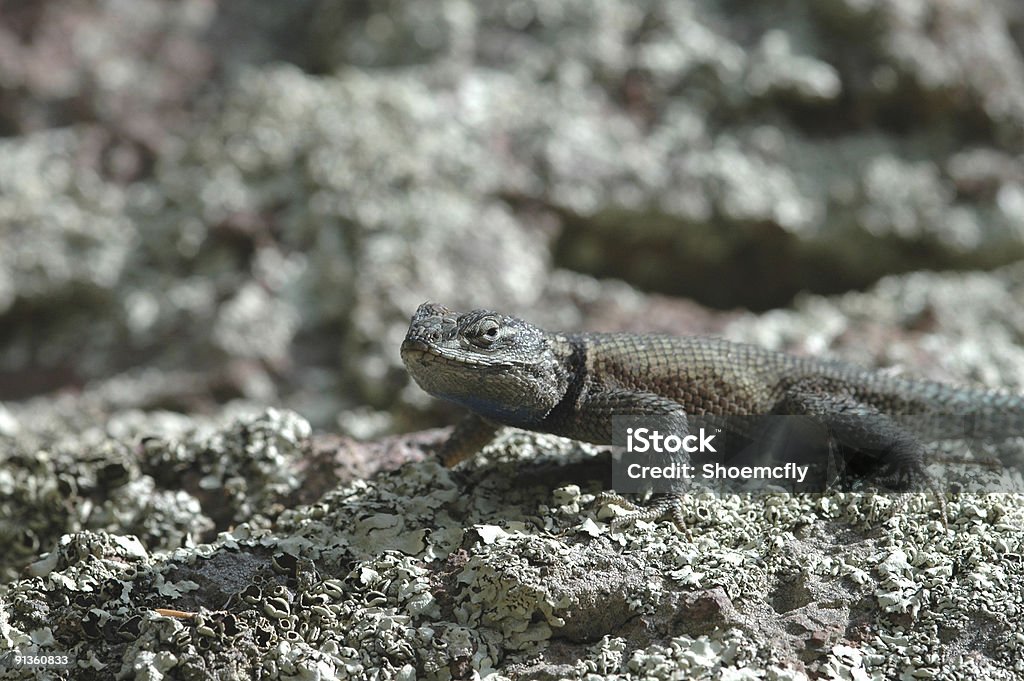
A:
2,0,1024,439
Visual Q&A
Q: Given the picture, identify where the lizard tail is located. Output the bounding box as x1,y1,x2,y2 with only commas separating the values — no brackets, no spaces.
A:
924,382,1024,441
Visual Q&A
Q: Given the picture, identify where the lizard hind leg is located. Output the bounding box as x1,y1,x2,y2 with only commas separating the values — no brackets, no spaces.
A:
782,383,947,519
782,385,912,482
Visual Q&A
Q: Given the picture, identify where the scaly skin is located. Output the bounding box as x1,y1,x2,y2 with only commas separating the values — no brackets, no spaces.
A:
401,302,1024,526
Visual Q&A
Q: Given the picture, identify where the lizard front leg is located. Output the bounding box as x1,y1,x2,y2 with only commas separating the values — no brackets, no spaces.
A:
549,388,693,529
437,413,500,467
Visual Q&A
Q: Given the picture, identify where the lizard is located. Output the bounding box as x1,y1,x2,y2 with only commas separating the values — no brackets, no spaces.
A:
400,301,1024,527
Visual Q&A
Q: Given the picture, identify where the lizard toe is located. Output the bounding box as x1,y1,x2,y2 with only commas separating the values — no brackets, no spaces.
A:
602,493,686,530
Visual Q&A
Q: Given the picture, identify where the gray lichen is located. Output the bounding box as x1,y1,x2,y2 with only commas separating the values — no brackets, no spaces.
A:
2,398,1024,678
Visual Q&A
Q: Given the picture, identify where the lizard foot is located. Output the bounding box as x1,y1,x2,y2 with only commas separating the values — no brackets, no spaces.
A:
597,491,687,530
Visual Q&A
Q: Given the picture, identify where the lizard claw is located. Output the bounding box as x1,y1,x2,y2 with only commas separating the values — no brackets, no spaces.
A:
597,492,688,530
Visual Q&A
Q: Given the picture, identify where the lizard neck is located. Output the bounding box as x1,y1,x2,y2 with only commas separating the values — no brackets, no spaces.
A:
540,335,589,432
477,332,577,429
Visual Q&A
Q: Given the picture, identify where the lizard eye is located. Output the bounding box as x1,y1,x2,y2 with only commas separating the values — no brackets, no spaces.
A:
469,318,503,347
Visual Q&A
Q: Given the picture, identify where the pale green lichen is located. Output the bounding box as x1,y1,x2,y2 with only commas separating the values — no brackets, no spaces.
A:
2,402,1024,679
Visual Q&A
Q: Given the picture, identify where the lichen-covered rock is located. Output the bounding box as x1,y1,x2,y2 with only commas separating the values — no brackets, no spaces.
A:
2,410,1023,678
144,65,551,409
726,261,1024,391
0,0,215,145
3,261,1024,678
4,0,1024,428
310,0,1024,309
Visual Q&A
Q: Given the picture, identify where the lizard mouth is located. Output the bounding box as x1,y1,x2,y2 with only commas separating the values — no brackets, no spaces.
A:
400,338,430,354
400,338,513,370
401,338,458,362
399,340,434,370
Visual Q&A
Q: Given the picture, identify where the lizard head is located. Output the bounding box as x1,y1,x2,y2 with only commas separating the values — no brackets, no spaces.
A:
401,302,569,427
